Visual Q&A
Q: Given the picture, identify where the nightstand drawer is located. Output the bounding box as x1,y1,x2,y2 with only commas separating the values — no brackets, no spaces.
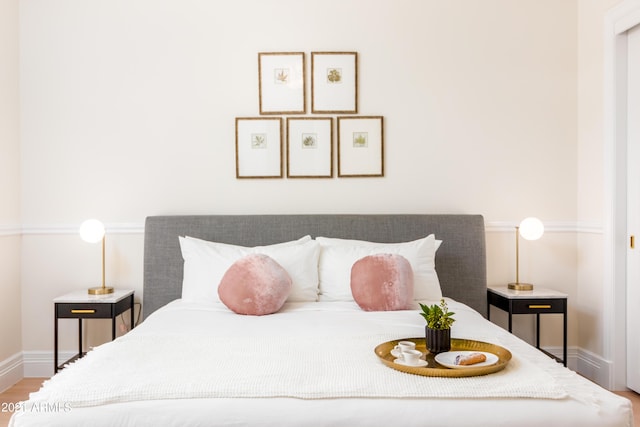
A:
56,303,112,318
510,299,565,314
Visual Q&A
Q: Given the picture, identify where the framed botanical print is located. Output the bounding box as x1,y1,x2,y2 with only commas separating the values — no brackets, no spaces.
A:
311,52,357,113
286,117,333,178
337,116,384,177
258,52,306,114
235,117,283,178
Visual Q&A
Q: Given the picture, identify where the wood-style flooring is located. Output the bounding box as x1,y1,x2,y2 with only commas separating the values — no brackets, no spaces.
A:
617,390,640,426
1,378,639,427
1,378,45,427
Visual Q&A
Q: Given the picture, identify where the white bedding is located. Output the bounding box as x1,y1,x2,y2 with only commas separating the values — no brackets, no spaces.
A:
11,299,633,427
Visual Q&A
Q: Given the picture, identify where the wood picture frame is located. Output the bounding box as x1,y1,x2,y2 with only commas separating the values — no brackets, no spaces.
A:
235,117,283,178
258,52,306,115
286,117,333,178
337,116,383,177
311,52,357,114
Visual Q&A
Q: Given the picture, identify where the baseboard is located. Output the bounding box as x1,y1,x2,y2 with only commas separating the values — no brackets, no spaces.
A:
540,345,578,370
575,347,613,389
542,345,612,388
22,351,54,378
22,351,74,378
0,353,23,393
0,351,77,386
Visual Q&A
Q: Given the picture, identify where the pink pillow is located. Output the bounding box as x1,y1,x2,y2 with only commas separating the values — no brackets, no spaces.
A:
218,254,292,315
350,254,414,311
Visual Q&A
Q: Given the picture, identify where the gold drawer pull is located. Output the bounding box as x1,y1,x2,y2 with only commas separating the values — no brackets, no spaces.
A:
528,305,551,309
71,309,96,314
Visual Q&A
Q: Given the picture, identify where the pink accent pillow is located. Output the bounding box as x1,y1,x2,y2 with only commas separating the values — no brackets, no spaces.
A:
350,254,414,311
218,254,292,315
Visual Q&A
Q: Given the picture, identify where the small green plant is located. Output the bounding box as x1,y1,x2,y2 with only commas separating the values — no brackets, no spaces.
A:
419,299,455,330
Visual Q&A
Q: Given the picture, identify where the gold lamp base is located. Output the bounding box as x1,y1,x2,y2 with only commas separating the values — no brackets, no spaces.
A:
508,282,534,291
88,286,114,295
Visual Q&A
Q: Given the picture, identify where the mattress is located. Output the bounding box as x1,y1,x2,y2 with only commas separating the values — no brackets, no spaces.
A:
10,299,633,427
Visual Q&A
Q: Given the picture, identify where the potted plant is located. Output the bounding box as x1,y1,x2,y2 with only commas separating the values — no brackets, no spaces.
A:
419,299,455,354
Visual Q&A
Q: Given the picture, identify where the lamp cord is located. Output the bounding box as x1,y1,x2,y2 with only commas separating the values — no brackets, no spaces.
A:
118,302,142,332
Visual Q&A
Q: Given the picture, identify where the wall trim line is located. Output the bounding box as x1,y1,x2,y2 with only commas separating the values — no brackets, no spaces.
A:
20,223,145,235
485,221,602,234
1,220,604,236
0,226,22,237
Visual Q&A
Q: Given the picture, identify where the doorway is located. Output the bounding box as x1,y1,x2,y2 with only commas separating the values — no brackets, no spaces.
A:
626,22,640,394
605,0,640,391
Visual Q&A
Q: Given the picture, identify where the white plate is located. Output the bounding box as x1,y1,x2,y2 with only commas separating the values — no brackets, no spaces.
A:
434,351,498,369
394,358,428,367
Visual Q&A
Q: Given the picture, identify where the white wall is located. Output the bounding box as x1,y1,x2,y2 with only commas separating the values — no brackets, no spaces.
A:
0,0,20,228
0,0,23,391
19,0,578,223
0,0,22,362
573,0,611,364
17,0,590,375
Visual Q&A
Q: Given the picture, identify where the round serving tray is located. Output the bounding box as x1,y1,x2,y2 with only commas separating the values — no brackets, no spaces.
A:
374,338,512,377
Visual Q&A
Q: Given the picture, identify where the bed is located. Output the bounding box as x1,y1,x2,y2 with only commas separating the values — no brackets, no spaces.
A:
10,214,633,427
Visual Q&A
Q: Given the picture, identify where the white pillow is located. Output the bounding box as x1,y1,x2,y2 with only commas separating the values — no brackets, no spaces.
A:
315,235,442,251
179,235,319,303
316,234,441,302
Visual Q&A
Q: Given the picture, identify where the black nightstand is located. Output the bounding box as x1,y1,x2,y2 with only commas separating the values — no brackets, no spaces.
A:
54,289,134,373
487,286,567,366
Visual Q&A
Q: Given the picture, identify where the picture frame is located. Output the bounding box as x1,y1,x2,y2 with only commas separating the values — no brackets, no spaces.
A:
337,116,384,177
258,52,306,115
286,117,333,178
311,52,358,113
235,117,283,179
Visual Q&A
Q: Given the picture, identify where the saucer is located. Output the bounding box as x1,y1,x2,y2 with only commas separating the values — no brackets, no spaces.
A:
391,349,421,358
393,358,428,367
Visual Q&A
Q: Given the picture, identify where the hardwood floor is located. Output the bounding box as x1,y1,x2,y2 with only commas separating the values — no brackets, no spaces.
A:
1,378,639,426
0,378,45,427
616,390,640,426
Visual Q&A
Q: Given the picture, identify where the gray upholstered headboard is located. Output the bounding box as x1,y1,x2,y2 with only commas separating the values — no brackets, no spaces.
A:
142,214,487,319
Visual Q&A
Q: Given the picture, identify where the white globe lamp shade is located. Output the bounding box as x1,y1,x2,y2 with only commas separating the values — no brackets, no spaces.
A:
519,217,544,241
79,219,105,243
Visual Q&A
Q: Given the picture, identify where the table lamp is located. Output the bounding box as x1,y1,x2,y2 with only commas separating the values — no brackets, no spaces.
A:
508,217,544,291
79,219,114,295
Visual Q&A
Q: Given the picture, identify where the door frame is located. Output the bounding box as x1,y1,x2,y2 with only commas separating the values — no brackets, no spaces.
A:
604,0,640,390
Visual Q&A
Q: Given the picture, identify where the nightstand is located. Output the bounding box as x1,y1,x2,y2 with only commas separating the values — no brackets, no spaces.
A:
487,286,567,366
54,289,134,373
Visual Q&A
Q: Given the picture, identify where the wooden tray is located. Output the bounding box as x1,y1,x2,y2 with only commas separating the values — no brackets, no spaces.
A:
374,338,512,377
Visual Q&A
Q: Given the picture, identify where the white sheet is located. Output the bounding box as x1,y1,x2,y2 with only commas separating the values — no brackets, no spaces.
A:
11,299,633,427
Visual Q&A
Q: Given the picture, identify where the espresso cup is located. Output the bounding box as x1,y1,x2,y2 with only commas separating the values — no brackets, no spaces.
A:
393,341,416,354
400,349,423,365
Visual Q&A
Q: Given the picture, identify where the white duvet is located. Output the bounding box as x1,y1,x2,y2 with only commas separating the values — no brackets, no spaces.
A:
11,299,633,427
